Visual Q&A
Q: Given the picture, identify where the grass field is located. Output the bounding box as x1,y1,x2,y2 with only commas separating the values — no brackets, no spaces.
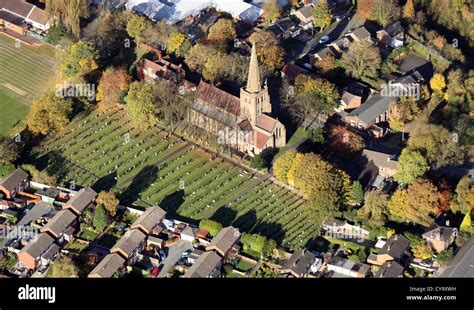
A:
0,35,58,137
34,107,322,249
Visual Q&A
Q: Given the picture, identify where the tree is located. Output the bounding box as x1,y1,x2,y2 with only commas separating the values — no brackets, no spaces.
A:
61,41,99,80
402,0,415,20
437,179,453,212
412,242,434,260
96,191,120,216
273,150,297,184
356,191,389,229
199,219,222,237
453,177,473,214
326,125,365,161
263,239,277,258
124,82,157,129
250,155,266,171
388,179,439,226
167,32,189,57
93,204,108,232
340,42,381,80
263,0,281,24
96,67,131,106
46,0,89,38
307,127,325,144
312,0,333,30
21,164,57,186
350,181,364,206
314,54,337,78
207,18,236,43
249,31,285,70
407,123,464,169
394,150,429,185
430,73,446,93
0,138,19,165
126,13,148,44
369,0,398,27
437,248,454,264
240,233,267,254
460,212,473,233
389,96,420,132
287,74,339,126
27,94,73,135
48,255,79,278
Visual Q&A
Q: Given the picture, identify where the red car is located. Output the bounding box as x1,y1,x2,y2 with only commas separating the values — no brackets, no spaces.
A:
149,267,160,278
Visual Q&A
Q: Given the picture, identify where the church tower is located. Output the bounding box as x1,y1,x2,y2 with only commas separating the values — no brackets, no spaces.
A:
240,42,271,125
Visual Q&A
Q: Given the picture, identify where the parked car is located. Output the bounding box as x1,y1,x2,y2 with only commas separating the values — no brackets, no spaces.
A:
149,266,160,278
319,36,330,44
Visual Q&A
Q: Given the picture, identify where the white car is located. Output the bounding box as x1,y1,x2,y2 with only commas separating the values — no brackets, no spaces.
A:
334,15,343,22
319,36,330,44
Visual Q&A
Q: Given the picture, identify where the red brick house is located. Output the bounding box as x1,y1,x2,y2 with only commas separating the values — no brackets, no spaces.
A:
0,168,29,200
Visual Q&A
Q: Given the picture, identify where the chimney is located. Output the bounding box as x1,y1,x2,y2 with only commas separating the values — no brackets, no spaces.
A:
446,220,450,227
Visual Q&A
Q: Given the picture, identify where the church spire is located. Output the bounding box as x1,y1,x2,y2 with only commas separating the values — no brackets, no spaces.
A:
246,42,262,93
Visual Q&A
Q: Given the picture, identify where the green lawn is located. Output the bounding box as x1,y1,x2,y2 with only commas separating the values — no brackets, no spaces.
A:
235,260,255,272
0,164,15,179
79,230,99,241
34,107,320,249
0,34,58,137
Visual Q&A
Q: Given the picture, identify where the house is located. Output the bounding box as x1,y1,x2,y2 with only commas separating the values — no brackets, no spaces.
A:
281,63,308,84
189,43,286,156
280,249,316,278
180,225,196,243
0,168,29,200
322,218,370,240
293,5,314,29
111,229,147,263
18,233,55,270
337,91,362,112
422,224,458,253
64,187,97,216
0,0,49,33
367,234,410,266
182,251,222,278
265,17,301,41
137,57,185,84
374,261,404,278
40,209,77,240
345,26,372,44
130,205,166,235
376,21,404,49
88,253,126,278
360,149,398,179
206,226,240,257
327,256,370,278
186,249,204,265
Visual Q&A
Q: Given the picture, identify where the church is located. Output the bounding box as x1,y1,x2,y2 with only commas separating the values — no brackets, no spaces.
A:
189,44,286,156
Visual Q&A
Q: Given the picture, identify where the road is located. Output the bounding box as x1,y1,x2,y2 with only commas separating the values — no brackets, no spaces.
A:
437,236,474,278
158,239,192,278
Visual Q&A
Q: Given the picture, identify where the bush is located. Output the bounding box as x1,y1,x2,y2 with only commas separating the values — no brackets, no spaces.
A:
199,219,222,237
93,205,108,232
250,155,266,170
306,128,325,144
437,248,454,264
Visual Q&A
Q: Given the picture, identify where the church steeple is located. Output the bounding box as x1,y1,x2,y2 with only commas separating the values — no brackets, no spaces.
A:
246,42,262,93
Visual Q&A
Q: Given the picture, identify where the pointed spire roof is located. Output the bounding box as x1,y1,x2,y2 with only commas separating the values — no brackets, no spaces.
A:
246,42,262,93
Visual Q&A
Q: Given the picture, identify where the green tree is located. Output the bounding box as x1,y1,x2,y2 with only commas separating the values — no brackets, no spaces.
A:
412,242,434,260
21,164,57,186
437,248,454,264
394,150,429,185
340,42,381,80
402,0,415,20
460,212,473,233
93,204,108,232
207,18,236,43
0,138,19,165
96,67,131,106
453,176,473,214
307,127,325,144
46,0,90,38
240,233,267,254
350,181,364,206
124,82,157,129
273,150,297,184
356,191,389,229
249,31,285,70
199,219,222,237
250,155,266,171
167,32,190,56
61,41,99,80
126,13,149,44
27,94,73,135
96,191,120,216
263,0,281,23
312,0,333,30
369,0,398,27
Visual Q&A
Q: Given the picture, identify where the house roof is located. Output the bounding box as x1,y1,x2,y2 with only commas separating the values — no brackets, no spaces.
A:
254,131,272,149
281,249,315,277
328,256,370,275
183,251,222,278
192,100,239,129
295,5,313,19
374,261,404,278
19,233,55,259
0,9,25,26
207,226,240,255
112,229,146,258
281,63,307,82
348,27,371,42
195,81,241,117
41,209,76,238
256,114,278,133
181,225,195,237
378,234,409,260
0,168,28,192
323,218,346,227
422,224,458,243
0,0,34,17
361,149,398,170
41,243,60,261
89,253,126,278
131,205,166,234
64,187,97,214
382,21,404,38
26,6,48,25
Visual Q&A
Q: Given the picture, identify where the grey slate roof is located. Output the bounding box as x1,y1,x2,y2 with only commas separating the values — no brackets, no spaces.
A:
41,209,76,237
65,187,97,214
346,93,396,125
361,149,398,170
131,205,166,234
89,253,126,278
41,243,60,261
422,224,458,242
379,234,409,260
112,229,146,258
19,233,55,259
191,100,239,129
183,251,222,278
207,226,240,255
374,261,404,278
281,249,315,277
0,168,28,192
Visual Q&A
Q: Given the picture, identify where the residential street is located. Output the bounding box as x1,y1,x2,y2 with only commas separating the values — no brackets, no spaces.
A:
437,236,474,278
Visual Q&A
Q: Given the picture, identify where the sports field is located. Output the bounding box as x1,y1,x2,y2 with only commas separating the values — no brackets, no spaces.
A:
0,35,58,137
34,107,321,249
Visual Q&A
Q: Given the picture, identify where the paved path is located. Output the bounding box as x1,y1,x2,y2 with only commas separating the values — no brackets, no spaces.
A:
437,236,474,278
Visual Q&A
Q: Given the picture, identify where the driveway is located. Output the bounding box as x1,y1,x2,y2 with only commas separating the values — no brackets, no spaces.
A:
158,240,193,278
437,236,474,278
